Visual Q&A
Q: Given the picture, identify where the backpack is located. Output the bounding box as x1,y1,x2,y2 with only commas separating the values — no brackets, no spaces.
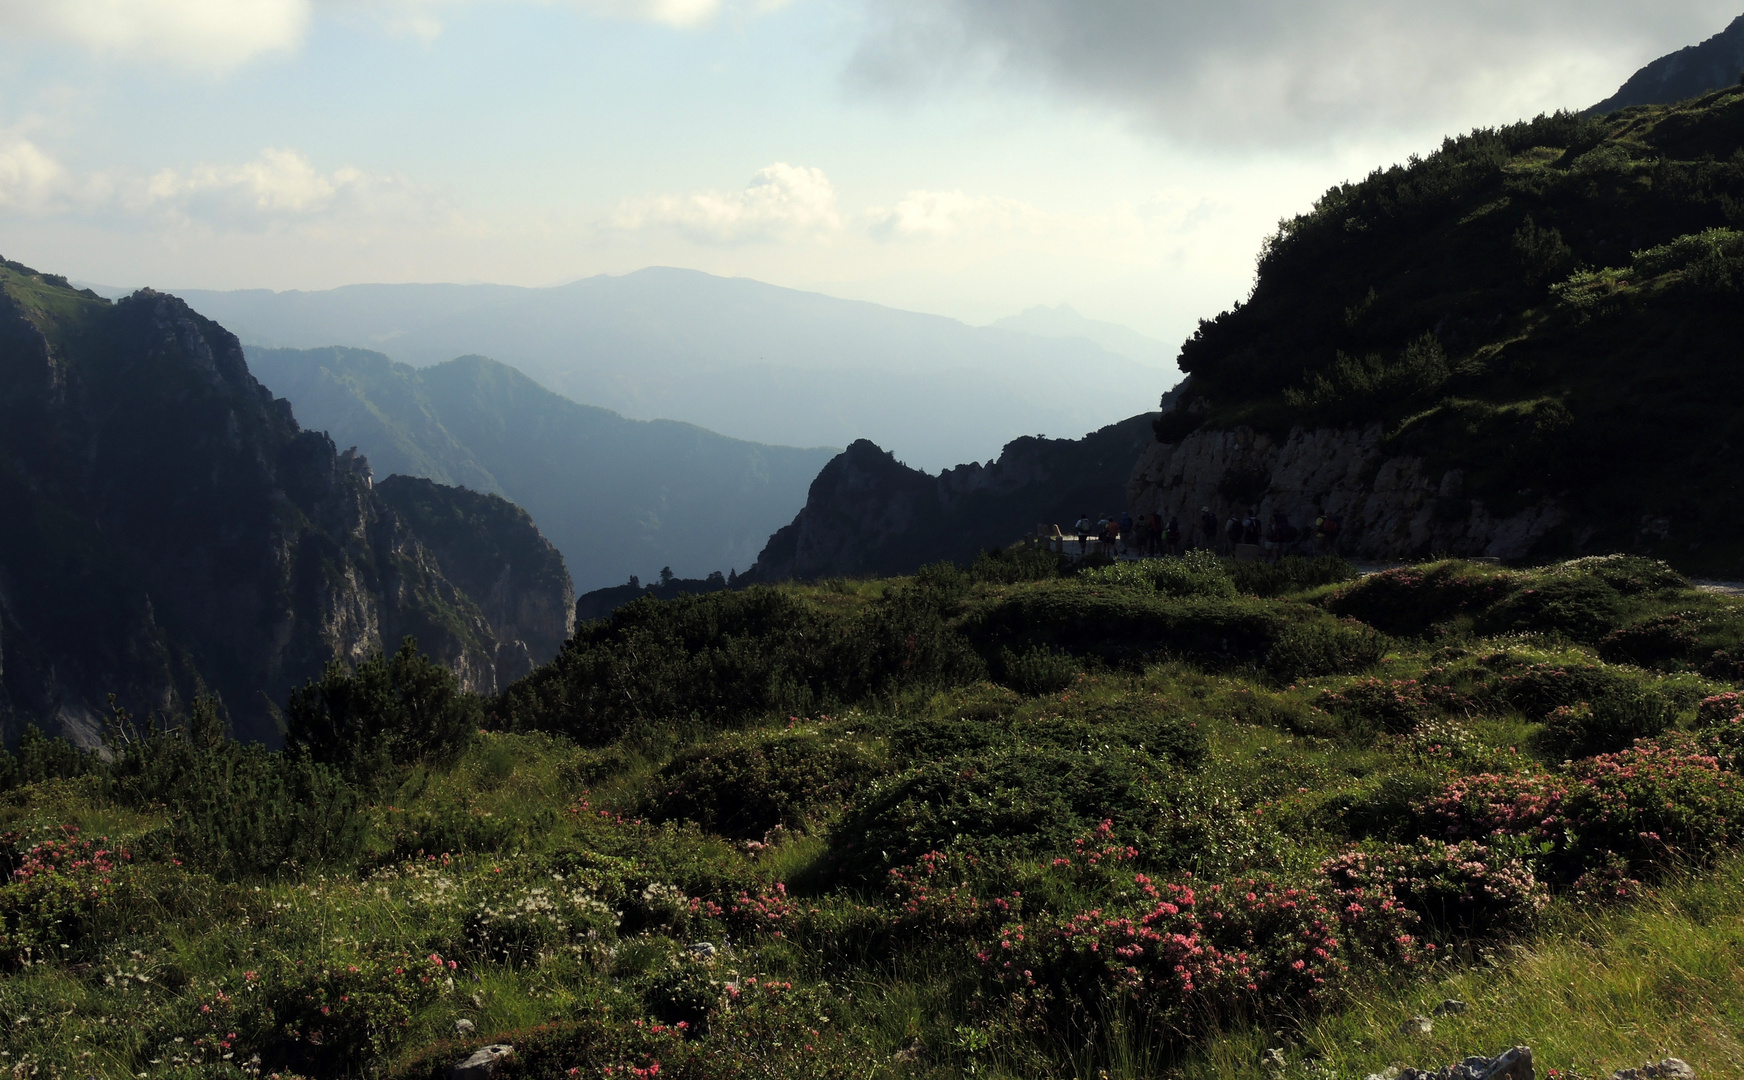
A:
1323,515,1341,536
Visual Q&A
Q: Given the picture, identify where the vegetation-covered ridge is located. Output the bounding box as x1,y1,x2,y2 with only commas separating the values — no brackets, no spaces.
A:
1159,88,1744,566
9,552,1744,1078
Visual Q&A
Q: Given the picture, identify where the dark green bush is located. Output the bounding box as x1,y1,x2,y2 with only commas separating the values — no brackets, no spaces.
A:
964,584,1289,667
0,724,97,792
641,729,879,839
1325,562,1515,636
286,638,481,786
1227,555,1359,597
1316,677,1433,734
1479,575,1627,643
110,698,366,878
1561,554,1687,595
1077,550,1236,598
827,747,1153,883
995,645,1080,695
1267,617,1391,682
1598,613,1701,667
1539,690,1676,758
500,586,983,743
968,545,1068,583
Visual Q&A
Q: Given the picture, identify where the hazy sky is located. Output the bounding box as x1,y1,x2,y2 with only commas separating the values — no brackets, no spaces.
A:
0,1,1734,345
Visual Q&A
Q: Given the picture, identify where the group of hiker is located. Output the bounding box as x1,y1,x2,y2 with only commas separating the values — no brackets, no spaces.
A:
1068,506,1340,561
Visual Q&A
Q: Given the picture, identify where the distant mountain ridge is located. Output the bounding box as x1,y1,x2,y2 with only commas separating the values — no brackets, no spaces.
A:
176,268,1170,472
247,346,837,591
744,410,1164,583
1591,13,1744,113
0,261,573,745
987,303,1172,367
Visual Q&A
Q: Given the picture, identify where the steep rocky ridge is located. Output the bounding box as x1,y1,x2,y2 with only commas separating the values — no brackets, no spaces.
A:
375,475,574,685
1591,14,1744,114
1133,91,1744,568
247,346,835,590
745,412,1159,582
0,261,571,745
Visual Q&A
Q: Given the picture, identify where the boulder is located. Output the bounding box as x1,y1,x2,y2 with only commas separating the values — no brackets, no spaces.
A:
451,1044,514,1080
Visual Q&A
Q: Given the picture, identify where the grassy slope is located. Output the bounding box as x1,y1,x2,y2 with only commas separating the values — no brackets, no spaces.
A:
1164,88,1744,569
6,555,1744,1078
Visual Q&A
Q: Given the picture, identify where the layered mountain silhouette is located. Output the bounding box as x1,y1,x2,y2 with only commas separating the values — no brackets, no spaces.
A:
0,259,573,746
246,346,836,592
743,410,1163,582
174,268,1169,472
1591,13,1744,113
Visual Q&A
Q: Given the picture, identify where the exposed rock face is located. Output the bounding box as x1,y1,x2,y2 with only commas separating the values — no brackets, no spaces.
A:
0,263,573,745
747,413,1159,581
1127,425,1566,561
376,475,574,685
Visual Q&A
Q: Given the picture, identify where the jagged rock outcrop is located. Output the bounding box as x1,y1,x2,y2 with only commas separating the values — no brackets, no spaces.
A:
0,261,573,745
1127,425,1566,560
1591,14,1744,114
745,412,1159,581
376,475,574,685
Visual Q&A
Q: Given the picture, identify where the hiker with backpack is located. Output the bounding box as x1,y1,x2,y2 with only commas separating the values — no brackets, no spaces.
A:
1074,512,1093,555
1164,515,1182,557
1198,506,1218,551
1315,509,1342,554
1224,512,1242,554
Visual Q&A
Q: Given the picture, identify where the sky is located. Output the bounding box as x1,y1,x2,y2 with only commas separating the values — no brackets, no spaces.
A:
0,0,1737,348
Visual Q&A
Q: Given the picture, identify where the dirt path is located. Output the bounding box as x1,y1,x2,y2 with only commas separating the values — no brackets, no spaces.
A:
1693,580,1744,596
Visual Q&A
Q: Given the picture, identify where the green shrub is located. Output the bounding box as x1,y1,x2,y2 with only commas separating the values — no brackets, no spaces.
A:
641,729,879,839
1076,549,1237,598
0,725,98,792
500,586,982,744
110,698,367,878
965,584,1294,668
1316,677,1433,734
1479,576,1627,642
1267,617,1390,682
1598,613,1701,667
1552,554,1687,595
0,828,133,968
1325,562,1515,636
826,747,1154,883
995,645,1080,695
968,545,1067,583
286,638,481,785
1227,555,1359,597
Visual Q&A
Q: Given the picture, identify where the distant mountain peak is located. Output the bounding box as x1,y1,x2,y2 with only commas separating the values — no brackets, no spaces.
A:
1590,13,1744,114
987,303,1173,369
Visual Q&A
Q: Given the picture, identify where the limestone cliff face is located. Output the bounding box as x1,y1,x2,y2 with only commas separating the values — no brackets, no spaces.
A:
1126,425,1566,560
748,414,1159,581
376,475,574,687
0,263,572,745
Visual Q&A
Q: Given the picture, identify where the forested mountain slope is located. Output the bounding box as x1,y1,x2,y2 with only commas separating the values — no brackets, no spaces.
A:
1136,89,1744,569
0,261,572,745
248,346,836,591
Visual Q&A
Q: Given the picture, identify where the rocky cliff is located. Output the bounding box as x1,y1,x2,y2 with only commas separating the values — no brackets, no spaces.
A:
1138,92,1744,570
746,413,1159,581
375,475,574,685
1127,424,1566,560
0,260,572,745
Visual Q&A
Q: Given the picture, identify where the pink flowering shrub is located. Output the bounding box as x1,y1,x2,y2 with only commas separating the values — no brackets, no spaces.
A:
1697,692,1744,726
1317,678,1432,734
1560,735,1744,869
1422,736,1744,880
1420,770,1569,846
983,875,1347,1036
1321,840,1547,942
0,827,131,968
884,850,1023,940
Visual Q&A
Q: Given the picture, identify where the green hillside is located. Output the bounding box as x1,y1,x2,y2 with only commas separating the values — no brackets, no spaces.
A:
247,347,839,592
1161,88,1744,568
8,552,1744,1077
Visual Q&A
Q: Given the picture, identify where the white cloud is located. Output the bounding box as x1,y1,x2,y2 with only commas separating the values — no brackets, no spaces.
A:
609,162,843,244
0,0,309,71
0,136,68,213
868,190,1041,240
0,142,448,236
851,0,1744,146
